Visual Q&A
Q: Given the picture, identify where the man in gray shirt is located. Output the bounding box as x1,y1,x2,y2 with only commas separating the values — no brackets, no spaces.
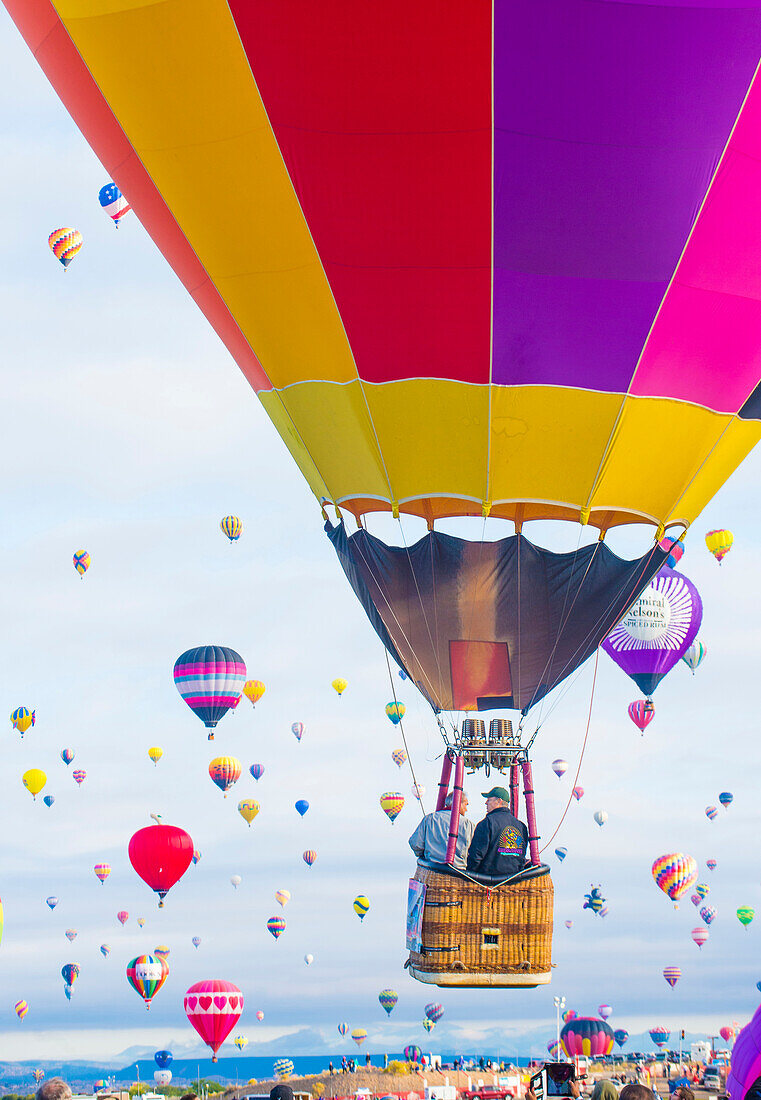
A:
408,792,475,870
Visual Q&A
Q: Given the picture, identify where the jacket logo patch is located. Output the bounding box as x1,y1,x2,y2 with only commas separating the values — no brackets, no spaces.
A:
497,826,522,856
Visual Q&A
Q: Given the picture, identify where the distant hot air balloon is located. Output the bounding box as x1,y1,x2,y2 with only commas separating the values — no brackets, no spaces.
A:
303,850,317,867
682,642,707,673
563,1011,577,1023
33,1071,44,1084
598,1005,612,1020
61,963,79,988
173,646,246,739
22,769,46,799
692,927,709,948
551,759,568,778
391,750,407,767
404,1046,423,1064
100,944,110,957
184,979,243,1061
564,920,573,929
691,894,702,906
628,699,655,734
49,228,83,269
351,1028,367,1048
547,1042,560,1058
291,722,304,741
230,875,242,889
425,1003,444,1022
295,800,309,817
234,1035,248,1051
304,953,314,965
72,549,90,575
555,847,568,863
154,946,170,960
332,678,347,696
72,770,86,786
129,821,194,907
154,1071,172,1088
192,850,201,865
572,786,584,801
353,895,370,921
663,967,682,988
209,756,242,796
738,907,755,927
117,911,128,926
46,897,57,910
614,1030,629,1048
220,516,243,542
238,799,260,826
385,702,406,725
649,1027,670,1049
148,747,163,766
720,1026,736,1044
696,883,710,899
250,764,265,781
275,890,290,908
706,529,733,564
43,796,54,808
379,989,398,1015
274,1060,294,1079
94,864,111,885
14,1000,28,1020
412,783,426,801
700,906,717,925
423,1018,435,1033
60,749,74,765
98,182,131,226
583,886,605,914
719,792,734,809
560,1018,614,1057
256,1010,264,1021
380,791,404,823
593,810,607,827
652,853,698,906
706,805,719,820
707,859,718,872
11,708,35,736
267,916,286,939
243,680,266,707
126,954,169,1009
192,937,201,949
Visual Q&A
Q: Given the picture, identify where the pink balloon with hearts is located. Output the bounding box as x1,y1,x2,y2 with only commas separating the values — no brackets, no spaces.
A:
184,979,243,1061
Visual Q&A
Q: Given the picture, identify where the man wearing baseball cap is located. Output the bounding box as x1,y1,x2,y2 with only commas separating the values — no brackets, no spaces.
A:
466,785,528,877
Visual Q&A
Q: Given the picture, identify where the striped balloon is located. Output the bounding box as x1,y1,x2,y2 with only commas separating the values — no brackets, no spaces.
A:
126,954,168,1008
60,748,74,765
707,859,718,871
705,529,733,564
738,907,755,927
700,906,717,925
614,1030,629,1048
351,1029,367,1047
560,1018,614,1057
663,967,681,988
275,890,290,908
423,1018,435,1033
706,805,719,820
173,646,246,736
353,895,370,920
98,183,131,226
14,1000,28,1020
651,852,698,905
380,791,404,823
719,791,734,808
10,707,35,736
274,1060,294,1078
303,850,317,867
154,945,170,960
337,1022,349,1036
250,764,264,781
49,228,83,269
208,756,242,796
267,916,286,939
692,926,709,948
220,515,243,542
649,1027,670,1049
628,698,655,733
243,680,265,706
682,641,707,672
292,722,304,741
385,701,406,725
379,988,398,1015
696,883,710,899
72,770,86,786
425,1002,444,1022
391,749,407,767
404,1046,423,1064
93,864,111,884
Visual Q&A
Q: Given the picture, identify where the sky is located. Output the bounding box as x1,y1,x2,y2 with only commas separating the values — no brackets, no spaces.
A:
0,2,760,1072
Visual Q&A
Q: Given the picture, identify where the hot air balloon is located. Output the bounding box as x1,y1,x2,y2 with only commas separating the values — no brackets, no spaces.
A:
256,1010,264,1021
351,1029,367,1048
706,805,719,820
572,787,584,801
598,1005,612,1020
583,886,605,914
99,182,131,226
94,864,111,885
243,680,265,707
100,944,110,957
692,927,709,948
720,1026,736,1044
267,916,286,939
706,530,733,564
652,853,698,907
209,756,242,796
423,1019,435,1033
412,782,426,801
707,859,718,872
148,747,163,766
331,679,347,697
117,911,128,925
33,1071,44,1084
275,890,290,908
49,228,83,269
380,792,404,823
295,800,309,817
274,1060,294,1079
738,907,755,927
304,953,314,965
184,980,243,1062
250,764,265,781
128,821,194,907
385,702,405,725
555,847,567,863
72,550,90,575
43,796,54,808
234,1035,248,1051
154,946,170,960
154,1051,173,1069
663,967,681,988
682,641,707,673
719,792,734,809
45,897,57,910
14,1001,28,1021
173,646,246,738
392,750,407,767
649,1027,670,1050
696,883,710,899
425,1003,444,1022
563,1011,577,1024
338,1023,349,1037
628,699,655,734
303,850,317,867
138,918,146,928
614,1030,629,1049
547,1042,560,1058
60,749,74,765
61,963,79,988
561,1018,614,1058
22,769,46,799
404,1047,423,1065
238,799,260,825
291,722,304,741
192,850,201,865
379,989,398,1015
72,770,86,786
353,895,370,921
230,875,242,889
11,708,35,736
154,1071,172,1088
593,810,607,827
564,920,573,930
551,759,568,778
220,516,243,542
126,954,169,1009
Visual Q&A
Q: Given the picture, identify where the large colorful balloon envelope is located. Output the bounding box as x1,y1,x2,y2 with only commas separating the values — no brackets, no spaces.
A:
385,702,405,725
60,749,74,765
11,708,35,736
292,722,304,741
651,852,698,907
126,954,169,1009
267,916,286,939
72,770,86,786
337,1022,349,1037
692,927,709,948
598,1004,612,1020
295,800,309,817
275,890,290,908
551,759,568,778
22,769,46,799
148,747,163,766
738,907,755,927
682,641,707,673
706,529,733,564
331,678,347,696
303,850,317,867
100,944,110,957
663,967,681,988
391,750,407,767
379,989,398,1015
250,764,265,781
128,822,194,907
404,1046,423,1064
61,963,79,987
572,786,584,801
98,182,131,226
184,980,243,1062
14,1000,28,1021
49,228,83,269
220,516,243,542
560,1018,614,1057
351,1029,367,1047
209,756,242,796
706,805,719,820
614,1030,629,1048
602,567,702,697
425,1002,444,1022
243,680,265,706
238,799,260,825
353,895,370,921
173,646,246,738
117,911,129,925
649,1027,670,1049
380,791,404,823
72,550,90,576
628,699,655,734
719,791,734,808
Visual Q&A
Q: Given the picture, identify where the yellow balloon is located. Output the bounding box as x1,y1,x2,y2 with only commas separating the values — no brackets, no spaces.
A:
243,680,266,706
705,528,733,564
148,746,163,765
332,678,348,696
238,799,260,826
22,768,47,799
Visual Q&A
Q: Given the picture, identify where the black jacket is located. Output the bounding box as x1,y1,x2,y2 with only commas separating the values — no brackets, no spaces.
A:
466,807,528,877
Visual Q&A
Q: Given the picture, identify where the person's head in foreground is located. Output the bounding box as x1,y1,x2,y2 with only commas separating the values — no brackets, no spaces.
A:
37,1079,71,1100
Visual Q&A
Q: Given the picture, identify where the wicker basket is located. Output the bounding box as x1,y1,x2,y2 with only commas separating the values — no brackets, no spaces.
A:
406,864,554,988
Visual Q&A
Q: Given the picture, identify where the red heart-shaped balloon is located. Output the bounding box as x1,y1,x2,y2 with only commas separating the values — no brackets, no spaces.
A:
199,996,212,1011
